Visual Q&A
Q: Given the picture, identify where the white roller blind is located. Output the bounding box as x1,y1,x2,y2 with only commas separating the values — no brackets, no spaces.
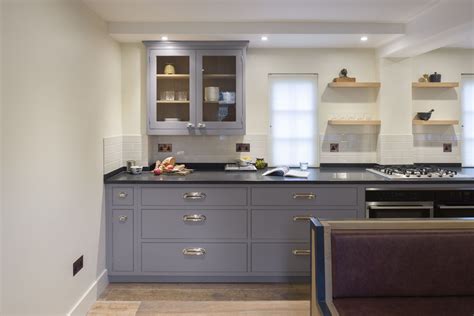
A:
462,74,474,167
268,74,318,167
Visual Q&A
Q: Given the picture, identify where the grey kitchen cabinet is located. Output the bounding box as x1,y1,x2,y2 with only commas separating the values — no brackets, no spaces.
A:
106,184,360,282
145,41,248,136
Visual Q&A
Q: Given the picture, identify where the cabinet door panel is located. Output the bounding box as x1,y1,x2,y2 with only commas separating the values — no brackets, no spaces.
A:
112,210,134,272
196,50,244,131
148,49,196,133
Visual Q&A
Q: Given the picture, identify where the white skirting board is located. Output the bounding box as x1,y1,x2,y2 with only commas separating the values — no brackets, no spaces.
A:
67,269,108,316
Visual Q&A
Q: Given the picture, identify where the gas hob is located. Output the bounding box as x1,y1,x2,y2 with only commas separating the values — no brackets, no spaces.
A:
367,165,473,180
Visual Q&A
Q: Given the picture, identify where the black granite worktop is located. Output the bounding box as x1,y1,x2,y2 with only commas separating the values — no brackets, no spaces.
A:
105,167,474,184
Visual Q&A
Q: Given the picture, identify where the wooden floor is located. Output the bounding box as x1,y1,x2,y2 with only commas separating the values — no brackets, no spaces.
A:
88,283,312,316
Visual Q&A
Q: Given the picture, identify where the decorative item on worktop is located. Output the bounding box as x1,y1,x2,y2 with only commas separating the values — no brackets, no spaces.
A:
152,157,193,176
255,158,268,170
429,72,442,82
163,63,176,75
333,68,356,82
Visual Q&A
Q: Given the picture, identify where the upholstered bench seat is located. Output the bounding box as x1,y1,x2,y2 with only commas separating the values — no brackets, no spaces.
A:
310,219,474,316
333,296,474,316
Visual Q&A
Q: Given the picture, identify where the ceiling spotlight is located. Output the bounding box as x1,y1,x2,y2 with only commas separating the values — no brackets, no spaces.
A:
360,36,368,42
261,36,268,41
161,36,169,41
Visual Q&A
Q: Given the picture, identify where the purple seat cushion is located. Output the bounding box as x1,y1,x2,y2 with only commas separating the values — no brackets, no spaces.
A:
333,296,474,316
331,229,474,298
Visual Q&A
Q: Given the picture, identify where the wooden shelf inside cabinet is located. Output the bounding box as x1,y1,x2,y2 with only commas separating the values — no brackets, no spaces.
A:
328,82,381,88
156,74,190,79
328,120,381,126
413,120,459,125
203,74,236,79
412,82,459,88
156,100,190,104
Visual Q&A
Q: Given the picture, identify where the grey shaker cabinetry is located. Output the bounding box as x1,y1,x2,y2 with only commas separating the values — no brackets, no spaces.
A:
145,41,248,136
106,184,360,282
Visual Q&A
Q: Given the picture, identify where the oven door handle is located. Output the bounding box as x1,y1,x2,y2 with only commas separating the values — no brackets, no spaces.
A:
369,205,433,210
438,205,474,210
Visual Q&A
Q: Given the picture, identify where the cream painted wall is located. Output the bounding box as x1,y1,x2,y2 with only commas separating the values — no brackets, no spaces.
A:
121,43,147,136
2,0,122,315
120,46,473,165
246,48,379,135
412,48,474,133
0,1,3,313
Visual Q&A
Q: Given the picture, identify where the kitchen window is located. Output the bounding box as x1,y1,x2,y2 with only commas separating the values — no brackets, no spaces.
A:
268,74,318,167
462,74,474,167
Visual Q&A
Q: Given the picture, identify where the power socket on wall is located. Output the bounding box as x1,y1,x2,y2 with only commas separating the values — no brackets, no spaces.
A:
443,143,452,153
73,255,83,276
236,143,250,152
158,144,172,152
330,143,340,152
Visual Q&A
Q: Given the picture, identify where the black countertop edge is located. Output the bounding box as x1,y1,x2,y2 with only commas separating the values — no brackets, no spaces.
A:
104,167,126,181
104,180,474,184
104,166,151,181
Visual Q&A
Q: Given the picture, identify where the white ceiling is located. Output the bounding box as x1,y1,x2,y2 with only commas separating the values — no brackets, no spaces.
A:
83,0,439,23
113,33,402,48
82,0,473,53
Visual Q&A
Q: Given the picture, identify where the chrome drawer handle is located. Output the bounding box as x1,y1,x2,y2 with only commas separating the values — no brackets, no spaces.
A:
183,214,207,222
182,248,206,256
183,192,207,200
293,216,313,222
118,215,128,223
292,249,310,256
118,192,128,199
293,193,316,200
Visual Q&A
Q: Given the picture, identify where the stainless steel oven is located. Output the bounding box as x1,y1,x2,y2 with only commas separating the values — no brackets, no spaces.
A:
366,201,434,219
366,188,474,219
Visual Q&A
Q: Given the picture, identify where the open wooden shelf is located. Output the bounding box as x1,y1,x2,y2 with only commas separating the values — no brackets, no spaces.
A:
203,74,236,79
328,82,381,88
156,74,190,79
412,82,459,88
413,120,459,125
329,120,381,126
156,100,190,104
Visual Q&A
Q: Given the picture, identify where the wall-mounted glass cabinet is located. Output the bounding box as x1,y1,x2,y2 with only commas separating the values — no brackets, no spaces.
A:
145,41,248,135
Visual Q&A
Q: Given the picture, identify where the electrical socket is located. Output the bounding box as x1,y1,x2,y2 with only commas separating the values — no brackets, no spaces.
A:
236,143,250,152
330,143,339,152
73,255,84,276
158,144,172,152
443,143,452,153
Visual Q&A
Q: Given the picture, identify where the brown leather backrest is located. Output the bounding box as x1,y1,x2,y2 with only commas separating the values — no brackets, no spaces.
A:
331,229,474,298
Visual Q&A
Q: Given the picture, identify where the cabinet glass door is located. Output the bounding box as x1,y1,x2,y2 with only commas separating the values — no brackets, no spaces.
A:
149,50,195,131
197,50,243,130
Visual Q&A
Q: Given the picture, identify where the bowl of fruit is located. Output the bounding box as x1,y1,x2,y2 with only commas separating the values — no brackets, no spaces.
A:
152,157,192,176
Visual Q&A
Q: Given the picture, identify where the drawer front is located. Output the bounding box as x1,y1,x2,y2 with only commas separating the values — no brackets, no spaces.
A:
141,243,247,272
252,243,310,272
112,187,134,206
142,209,248,239
141,187,247,206
252,209,356,240
251,187,357,206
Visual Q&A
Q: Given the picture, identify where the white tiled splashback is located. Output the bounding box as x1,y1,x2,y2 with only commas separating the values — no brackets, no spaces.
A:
103,135,148,174
103,131,461,174
149,135,267,164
